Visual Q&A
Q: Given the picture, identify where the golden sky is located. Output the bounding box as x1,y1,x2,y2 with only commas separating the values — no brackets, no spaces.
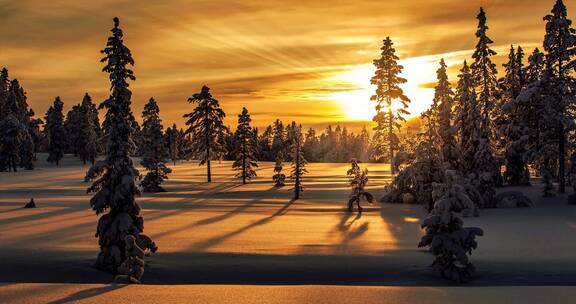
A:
0,0,563,131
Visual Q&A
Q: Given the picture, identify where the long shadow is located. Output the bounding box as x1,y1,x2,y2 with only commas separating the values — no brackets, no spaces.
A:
189,198,296,251
47,284,127,304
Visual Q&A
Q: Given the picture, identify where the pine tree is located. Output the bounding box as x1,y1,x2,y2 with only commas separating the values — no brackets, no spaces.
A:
434,59,458,170
232,108,258,184
272,154,286,187
6,79,36,170
183,85,226,182
290,125,307,200
44,97,66,166
77,93,99,164
543,0,576,193
86,18,156,279
371,37,411,172
140,98,171,192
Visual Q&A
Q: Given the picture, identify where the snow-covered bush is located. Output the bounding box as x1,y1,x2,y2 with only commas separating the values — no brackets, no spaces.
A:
272,156,286,187
418,171,483,282
346,159,374,212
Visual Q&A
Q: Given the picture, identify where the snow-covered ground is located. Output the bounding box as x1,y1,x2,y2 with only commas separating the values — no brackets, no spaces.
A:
0,155,575,302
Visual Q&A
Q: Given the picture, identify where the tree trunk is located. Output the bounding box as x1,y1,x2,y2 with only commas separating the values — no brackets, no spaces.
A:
388,106,395,175
242,140,246,185
559,121,565,193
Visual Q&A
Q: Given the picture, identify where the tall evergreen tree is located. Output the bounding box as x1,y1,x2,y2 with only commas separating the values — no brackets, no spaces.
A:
370,37,410,172
0,68,22,172
526,48,545,82
471,7,499,132
470,7,499,185
543,0,576,193
232,107,258,184
434,59,458,170
183,85,226,182
290,125,307,200
455,61,481,174
86,18,156,279
44,97,66,166
140,98,171,192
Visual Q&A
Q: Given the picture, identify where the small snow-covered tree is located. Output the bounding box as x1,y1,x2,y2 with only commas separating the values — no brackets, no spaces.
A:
272,154,286,187
44,97,66,166
346,159,374,213
290,125,307,200
233,107,258,184
371,37,411,171
183,85,226,182
418,171,483,282
86,18,156,278
140,98,171,192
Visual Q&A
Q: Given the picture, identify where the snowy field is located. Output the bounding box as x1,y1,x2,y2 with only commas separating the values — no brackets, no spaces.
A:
0,155,575,303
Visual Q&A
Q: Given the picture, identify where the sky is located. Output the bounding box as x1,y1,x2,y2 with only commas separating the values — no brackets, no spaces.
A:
0,0,567,132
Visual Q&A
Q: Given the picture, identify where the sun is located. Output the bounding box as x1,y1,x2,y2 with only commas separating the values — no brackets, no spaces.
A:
327,64,377,121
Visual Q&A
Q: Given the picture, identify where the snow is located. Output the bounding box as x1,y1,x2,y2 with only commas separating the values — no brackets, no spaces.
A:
0,155,575,290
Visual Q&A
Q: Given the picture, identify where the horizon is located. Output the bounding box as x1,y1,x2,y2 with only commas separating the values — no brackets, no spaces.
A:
0,0,555,131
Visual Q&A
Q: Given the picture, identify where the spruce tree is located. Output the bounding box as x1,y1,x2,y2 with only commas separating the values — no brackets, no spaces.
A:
455,61,480,174
0,69,22,172
290,125,307,200
434,59,458,170
140,98,171,192
166,123,181,165
77,93,99,165
86,18,156,279
543,0,576,193
471,7,499,133
6,79,36,170
44,97,66,166
183,85,226,182
526,48,545,82
232,107,258,184
347,159,374,213
370,37,410,173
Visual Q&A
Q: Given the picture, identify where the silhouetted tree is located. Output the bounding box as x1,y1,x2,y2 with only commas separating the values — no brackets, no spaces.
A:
183,85,226,182
371,37,410,171
272,154,286,187
77,93,99,165
233,107,258,184
347,159,374,213
165,123,181,165
44,97,66,166
86,18,156,280
140,98,171,192
290,125,307,200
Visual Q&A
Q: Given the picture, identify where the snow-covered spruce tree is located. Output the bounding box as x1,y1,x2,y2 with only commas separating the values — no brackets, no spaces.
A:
44,97,66,166
470,7,500,185
272,154,286,187
86,18,156,279
371,37,411,173
433,59,458,170
183,85,226,182
290,125,307,200
233,107,258,184
77,93,99,165
454,61,479,174
140,98,171,192
0,68,23,172
500,46,531,185
346,159,374,213
271,119,285,160
543,0,576,194
418,171,483,282
6,79,36,170
64,104,81,155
